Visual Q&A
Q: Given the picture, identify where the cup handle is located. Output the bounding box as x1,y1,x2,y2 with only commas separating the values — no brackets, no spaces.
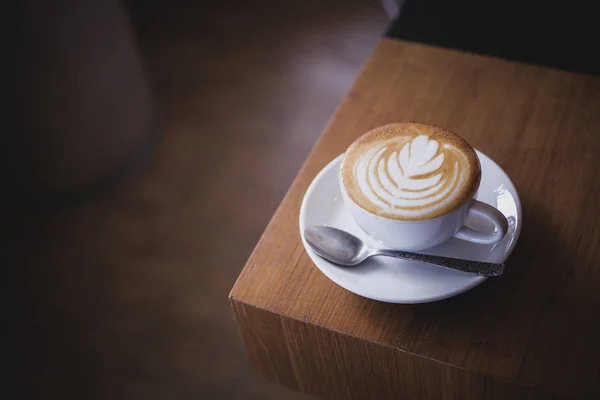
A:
455,200,508,244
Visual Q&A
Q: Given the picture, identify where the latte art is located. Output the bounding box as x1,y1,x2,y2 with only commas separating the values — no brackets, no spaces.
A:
341,123,480,220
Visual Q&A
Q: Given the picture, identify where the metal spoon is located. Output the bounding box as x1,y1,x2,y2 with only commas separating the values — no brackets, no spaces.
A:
303,225,504,277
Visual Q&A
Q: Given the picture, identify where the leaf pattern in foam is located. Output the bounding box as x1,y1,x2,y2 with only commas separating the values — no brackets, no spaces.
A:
399,135,444,178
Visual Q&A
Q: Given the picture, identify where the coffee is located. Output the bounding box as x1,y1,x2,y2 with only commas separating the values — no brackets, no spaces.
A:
340,123,481,221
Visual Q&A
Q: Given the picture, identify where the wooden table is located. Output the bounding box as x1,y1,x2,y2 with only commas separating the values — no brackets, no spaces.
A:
229,38,600,399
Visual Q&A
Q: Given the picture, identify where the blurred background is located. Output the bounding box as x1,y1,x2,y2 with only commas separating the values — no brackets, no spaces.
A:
13,0,389,399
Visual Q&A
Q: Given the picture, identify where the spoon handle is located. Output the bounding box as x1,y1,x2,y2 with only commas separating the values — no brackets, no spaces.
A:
376,249,505,277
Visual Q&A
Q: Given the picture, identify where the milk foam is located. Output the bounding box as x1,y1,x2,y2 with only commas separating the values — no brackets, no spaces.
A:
351,135,469,219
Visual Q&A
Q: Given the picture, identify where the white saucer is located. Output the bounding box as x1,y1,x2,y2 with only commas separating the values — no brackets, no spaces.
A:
299,151,522,304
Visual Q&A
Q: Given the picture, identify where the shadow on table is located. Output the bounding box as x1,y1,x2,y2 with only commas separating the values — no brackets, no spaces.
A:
419,199,567,312
366,197,574,334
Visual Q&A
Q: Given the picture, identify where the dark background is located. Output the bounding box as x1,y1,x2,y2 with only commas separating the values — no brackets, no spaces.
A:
12,1,386,399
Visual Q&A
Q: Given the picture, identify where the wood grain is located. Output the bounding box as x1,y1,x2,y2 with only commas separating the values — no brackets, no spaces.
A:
230,38,600,399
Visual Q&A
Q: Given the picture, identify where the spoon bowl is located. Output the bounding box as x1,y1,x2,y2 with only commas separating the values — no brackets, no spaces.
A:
304,225,371,266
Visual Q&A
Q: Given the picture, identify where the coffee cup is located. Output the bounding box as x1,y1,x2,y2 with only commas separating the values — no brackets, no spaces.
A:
339,123,508,251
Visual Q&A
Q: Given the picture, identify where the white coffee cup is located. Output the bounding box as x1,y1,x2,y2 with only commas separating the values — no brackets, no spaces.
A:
338,123,508,251
340,185,508,250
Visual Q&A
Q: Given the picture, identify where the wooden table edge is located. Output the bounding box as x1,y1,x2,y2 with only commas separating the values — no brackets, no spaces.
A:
229,295,564,399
